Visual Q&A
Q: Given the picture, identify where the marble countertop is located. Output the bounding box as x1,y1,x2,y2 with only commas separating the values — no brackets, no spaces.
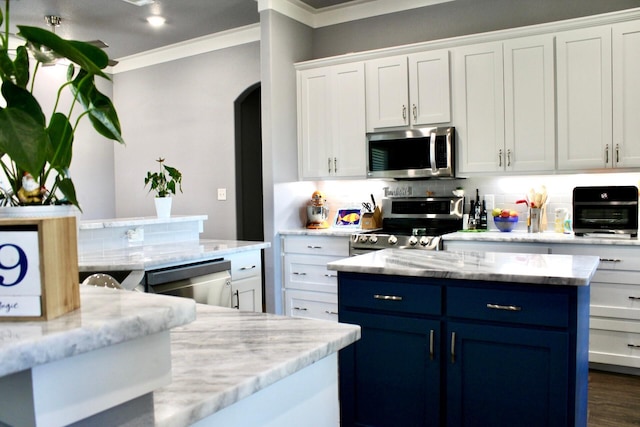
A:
328,248,600,286
443,230,640,246
0,286,196,378
153,304,360,426
79,215,208,230
78,239,271,272
279,228,377,237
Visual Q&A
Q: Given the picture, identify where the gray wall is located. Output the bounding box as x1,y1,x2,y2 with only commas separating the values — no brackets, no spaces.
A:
112,42,260,238
312,0,640,58
260,10,313,313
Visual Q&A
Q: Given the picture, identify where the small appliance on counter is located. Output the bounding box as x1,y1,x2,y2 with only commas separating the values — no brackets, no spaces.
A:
573,185,638,237
306,191,330,229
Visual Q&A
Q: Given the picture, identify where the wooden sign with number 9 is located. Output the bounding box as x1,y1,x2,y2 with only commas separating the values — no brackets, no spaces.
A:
0,217,80,321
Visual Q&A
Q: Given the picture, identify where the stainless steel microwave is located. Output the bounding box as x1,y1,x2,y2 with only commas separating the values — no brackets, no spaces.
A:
366,127,455,179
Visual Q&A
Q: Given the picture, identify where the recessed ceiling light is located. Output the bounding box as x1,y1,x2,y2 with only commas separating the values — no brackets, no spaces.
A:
122,0,155,6
146,16,166,27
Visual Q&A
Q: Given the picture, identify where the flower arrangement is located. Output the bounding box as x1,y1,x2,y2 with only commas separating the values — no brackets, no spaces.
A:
144,157,183,198
0,0,124,209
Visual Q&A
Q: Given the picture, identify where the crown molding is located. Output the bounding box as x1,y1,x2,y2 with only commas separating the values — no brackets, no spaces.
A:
111,24,260,74
256,0,455,28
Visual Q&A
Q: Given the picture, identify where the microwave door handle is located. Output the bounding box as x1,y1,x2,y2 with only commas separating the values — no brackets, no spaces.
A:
430,130,437,171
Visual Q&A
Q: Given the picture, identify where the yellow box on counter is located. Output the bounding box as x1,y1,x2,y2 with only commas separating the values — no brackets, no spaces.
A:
361,207,382,230
0,216,80,321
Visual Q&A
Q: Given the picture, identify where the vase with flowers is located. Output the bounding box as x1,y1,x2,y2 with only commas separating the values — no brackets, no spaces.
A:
144,157,183,218
0,0,124,213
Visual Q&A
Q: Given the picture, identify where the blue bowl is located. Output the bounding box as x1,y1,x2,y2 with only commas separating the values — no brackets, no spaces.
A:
494,216,518,232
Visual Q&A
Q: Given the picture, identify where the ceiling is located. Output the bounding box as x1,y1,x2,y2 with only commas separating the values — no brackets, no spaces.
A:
6,0,356,60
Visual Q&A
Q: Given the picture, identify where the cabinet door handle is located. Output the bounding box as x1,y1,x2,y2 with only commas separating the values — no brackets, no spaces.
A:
325,310,338,315
334,157,338,174
412,104,417,122
600,258,621,263
373,294,403,301
628,344,640,349
507,149,512,167
629,296,640,301
616,143,620,164
324,273,337,278
292,272,307,276
233,289,239,309
293,306,308,311
307,245,322,249
605,144,609,164
487,303,522,312
498,149,503,167
402,105,407,121
450,332,456,364
328,157,332,173
429,329,435,361
240,265,256,271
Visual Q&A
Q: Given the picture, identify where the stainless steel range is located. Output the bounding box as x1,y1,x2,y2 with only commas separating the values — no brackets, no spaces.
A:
350,196,463,255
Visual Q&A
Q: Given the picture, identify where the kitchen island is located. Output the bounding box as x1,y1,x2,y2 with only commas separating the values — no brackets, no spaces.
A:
328,249,599,427
0,285,360,426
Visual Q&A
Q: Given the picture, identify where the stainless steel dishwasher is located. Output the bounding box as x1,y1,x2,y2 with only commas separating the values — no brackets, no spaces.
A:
144,258,233,307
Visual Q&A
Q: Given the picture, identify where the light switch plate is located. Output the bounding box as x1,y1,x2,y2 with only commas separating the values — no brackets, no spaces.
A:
217,188,227,201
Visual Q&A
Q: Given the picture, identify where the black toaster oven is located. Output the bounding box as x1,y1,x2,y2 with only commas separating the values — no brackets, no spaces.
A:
573,186,638,237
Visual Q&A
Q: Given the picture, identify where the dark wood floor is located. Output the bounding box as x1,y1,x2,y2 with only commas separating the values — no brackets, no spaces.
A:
589,369,640,426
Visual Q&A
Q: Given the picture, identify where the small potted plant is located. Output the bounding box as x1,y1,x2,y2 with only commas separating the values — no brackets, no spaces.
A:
144,157,183,218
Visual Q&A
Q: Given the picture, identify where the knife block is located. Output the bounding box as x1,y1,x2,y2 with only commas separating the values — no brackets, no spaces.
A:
361,207,382,230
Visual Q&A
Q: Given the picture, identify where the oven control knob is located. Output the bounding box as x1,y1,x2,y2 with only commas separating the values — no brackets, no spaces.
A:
408,236,418,246
358,235,368,243
369,235,378,244
388,235,398,245
419,236,432,247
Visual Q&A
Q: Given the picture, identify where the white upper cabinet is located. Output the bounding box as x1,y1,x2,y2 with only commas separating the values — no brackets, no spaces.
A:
453,42,505,173
297,62,366,179
454,36,555,174
556,26,613,170
503,35,556,172
613,20,640,168
366,50,450,131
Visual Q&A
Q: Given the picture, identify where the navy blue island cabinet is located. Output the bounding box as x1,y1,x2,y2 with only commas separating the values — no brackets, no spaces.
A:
337,272,590,427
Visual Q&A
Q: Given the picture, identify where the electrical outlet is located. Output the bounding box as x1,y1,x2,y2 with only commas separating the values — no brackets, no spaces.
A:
485,194,495,212
217,188,227,201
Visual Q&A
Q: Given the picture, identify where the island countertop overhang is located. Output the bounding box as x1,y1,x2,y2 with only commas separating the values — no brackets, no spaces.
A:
327,249,600,286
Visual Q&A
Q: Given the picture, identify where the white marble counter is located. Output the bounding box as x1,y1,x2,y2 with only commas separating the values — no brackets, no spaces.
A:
443,230,640,246
144,304,360,426
0,285,196,378
279,228,377,237
328,248,600,286
78,239,271,272
79,215,208,230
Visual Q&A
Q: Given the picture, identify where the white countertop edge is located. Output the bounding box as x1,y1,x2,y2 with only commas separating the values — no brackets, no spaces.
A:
79,215,209,230
279,228,378,237
443,230,640,246
0,286,196,378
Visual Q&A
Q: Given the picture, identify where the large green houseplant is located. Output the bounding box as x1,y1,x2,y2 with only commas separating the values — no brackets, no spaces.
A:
0,0,124,210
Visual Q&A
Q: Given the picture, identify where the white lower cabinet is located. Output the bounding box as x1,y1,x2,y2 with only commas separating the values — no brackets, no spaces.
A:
553,244,640,369
227,250,263,312
281,234,349,322
444,239,640,370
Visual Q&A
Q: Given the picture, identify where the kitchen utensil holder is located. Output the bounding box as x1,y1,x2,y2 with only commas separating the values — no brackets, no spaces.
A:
528,208,542,233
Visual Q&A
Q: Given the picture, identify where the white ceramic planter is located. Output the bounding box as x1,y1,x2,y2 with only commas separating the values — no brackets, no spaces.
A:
154,197,172,219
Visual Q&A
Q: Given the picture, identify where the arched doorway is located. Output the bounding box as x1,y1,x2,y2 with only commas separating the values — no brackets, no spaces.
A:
234,83,263,242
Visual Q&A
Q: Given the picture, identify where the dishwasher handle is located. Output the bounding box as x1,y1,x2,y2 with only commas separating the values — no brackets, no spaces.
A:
146,259,231,285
